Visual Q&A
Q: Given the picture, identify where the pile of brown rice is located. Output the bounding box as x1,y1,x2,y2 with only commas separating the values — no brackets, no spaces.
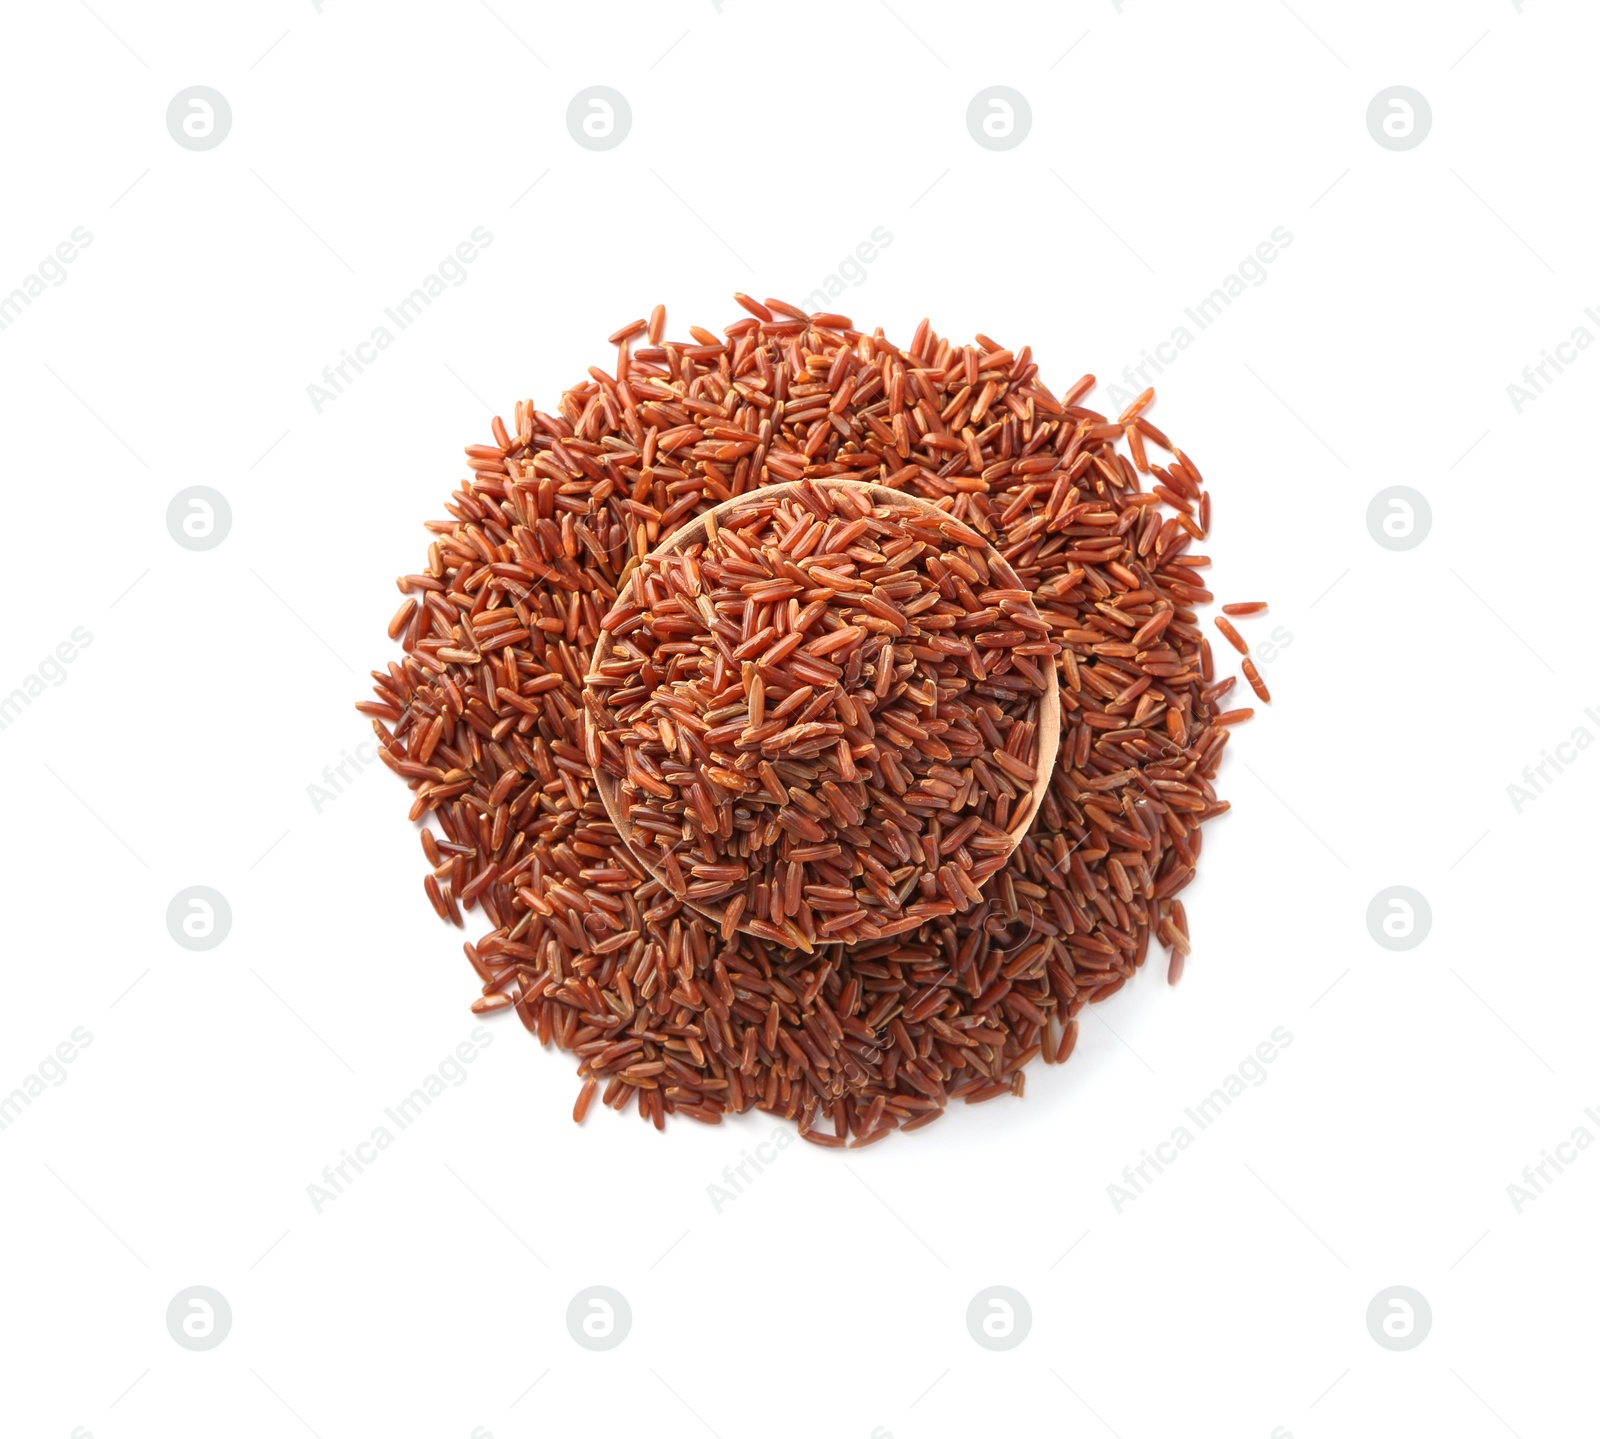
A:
360,296,1250,1145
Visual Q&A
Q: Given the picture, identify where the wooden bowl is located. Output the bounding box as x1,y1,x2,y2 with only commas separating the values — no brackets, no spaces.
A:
584,478,1061,947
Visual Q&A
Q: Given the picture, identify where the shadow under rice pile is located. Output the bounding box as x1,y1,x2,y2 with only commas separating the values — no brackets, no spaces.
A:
359,295,1249,1147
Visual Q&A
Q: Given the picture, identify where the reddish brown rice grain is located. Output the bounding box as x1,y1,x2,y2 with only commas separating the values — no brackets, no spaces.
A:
1213,616,1249,655
363,299,1257,1145
387,598,417,640
1241,658,1271,703
1221,601,1268,616
1118,387,1155,423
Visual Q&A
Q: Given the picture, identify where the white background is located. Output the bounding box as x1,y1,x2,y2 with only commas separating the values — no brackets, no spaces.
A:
1,2,1594,1436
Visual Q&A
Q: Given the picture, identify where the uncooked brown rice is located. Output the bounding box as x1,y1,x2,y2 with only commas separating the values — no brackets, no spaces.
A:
584,479,1055,950
1213,615,1249,655
359,299,1256,1145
